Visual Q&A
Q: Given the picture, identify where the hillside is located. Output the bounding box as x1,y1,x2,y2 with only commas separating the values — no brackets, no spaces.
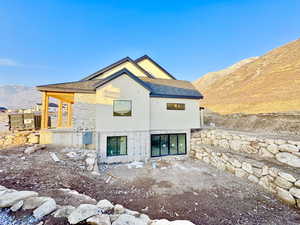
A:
0,85,40,109
194,38,300,114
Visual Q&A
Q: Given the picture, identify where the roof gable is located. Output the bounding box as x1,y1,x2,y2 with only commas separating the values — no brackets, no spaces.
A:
135,55,176,80
81,57,154,81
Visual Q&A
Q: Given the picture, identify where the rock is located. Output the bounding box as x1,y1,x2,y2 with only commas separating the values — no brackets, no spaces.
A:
124,209,140,217
267,144,279,154
289,187,300,199
53,205,75,218
230,140,243,151
268,167,279,177
248,175,259,183
97,199,114,212
242,162,252,174
0,191,38,207
278,144,299,153
23,196,52,210
68,204,100,224
114,204,125,214
252,168,263,178
86,157,96,171
295,180,300,188
87,214,111,225
276,152,300,168
278,172,296,183
110,214,121,223
24,144,46,155
259,148,274,158
112,214,147,225
231,159,241,168
276,187,296,206
33,198,57,219
275,139,286,145
235,168,247,178
261,166,269,176
274,177,293,189
10,200,24,212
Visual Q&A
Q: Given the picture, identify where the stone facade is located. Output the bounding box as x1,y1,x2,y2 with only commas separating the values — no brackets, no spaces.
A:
190,128,300,208
0,132,39,149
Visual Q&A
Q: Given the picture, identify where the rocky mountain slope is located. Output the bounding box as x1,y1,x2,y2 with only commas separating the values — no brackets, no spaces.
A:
194,38,300,114
0,85,40,109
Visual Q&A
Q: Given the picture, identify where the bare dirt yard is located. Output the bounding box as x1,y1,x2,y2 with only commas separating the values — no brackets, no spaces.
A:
1,146,300,225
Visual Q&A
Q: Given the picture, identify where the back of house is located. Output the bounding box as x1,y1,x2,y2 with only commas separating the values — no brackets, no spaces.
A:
37,55,203,163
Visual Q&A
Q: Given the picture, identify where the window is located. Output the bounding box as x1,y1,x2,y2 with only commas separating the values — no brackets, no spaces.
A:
107,136,127,156
113,100,132,116
166,103,185,110
151,133,186,157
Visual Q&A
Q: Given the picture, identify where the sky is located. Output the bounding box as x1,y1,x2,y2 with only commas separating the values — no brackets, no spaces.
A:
0,0,300,86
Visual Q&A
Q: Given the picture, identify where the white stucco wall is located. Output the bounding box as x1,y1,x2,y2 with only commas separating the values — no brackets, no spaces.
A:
95,74,150,131
150,98,200,130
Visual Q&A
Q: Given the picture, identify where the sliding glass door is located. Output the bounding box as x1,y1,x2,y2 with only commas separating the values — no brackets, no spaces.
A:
151,133,186,157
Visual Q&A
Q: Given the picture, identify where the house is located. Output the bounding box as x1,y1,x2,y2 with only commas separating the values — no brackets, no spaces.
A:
35,102,59,113
37,55,203,163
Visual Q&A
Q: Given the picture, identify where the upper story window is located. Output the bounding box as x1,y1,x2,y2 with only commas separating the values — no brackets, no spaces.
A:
113,100,132,116
166,103,185,110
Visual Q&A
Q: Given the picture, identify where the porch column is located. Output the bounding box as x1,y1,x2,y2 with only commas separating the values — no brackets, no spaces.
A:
41,92,49,129
57,100,63,128
67,102,73,128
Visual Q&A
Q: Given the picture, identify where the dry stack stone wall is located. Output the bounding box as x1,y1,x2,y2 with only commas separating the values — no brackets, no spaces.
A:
190,128,300,208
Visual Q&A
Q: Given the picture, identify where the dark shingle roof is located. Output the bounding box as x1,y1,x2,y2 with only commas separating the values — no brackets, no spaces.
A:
37,69,203,99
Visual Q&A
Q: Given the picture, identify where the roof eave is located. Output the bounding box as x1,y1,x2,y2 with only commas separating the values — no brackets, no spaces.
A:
150,93,203,99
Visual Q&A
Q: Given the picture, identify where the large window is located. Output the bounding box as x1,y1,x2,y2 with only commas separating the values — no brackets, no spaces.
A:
113,100,132,116
107,136,127,156
166,103,185,110
151,133,186,157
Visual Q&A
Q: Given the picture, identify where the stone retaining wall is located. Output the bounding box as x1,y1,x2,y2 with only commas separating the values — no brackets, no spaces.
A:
190,128,300,208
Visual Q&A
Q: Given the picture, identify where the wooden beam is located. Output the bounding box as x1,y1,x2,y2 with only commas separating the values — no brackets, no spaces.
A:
57,100,63,128
47,92,74,103
67,102,73,128
41,92,49,129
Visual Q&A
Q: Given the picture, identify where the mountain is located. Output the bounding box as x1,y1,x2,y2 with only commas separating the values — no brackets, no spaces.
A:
0,85,41,109
194,38,300,114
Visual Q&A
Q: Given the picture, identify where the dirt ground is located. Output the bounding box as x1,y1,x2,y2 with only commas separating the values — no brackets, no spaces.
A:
1,146,300,225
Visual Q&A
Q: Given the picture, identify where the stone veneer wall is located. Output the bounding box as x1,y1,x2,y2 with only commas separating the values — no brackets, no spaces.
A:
190,128,300,208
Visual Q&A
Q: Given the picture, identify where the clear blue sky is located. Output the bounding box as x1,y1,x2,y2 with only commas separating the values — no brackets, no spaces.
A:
0,0,299,86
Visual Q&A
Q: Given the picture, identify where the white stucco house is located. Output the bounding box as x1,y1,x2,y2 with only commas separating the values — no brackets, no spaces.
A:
37,55,203,163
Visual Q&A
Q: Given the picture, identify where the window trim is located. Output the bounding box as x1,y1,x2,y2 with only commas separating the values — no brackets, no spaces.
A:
107,136,128,157
166,103,185,110
150,133,187,157
113,100,132,116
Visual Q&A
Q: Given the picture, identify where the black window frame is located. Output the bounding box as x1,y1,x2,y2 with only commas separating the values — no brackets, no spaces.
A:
166,103,185,110
113,100,132,116
107,136,128,157
150,133,187,157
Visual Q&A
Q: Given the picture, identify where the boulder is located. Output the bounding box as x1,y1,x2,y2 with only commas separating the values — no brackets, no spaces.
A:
114,204,125,214
53,205,75,218
235,168,247,178
259,148,274,158
97,199,114,212
268,167,279,177
241,162,253,174
230,159,241,168
295,180,300,188
68,204,100,224
274,177,293,189
230,140,243,151
289,187,300,199
87,214,111,225
112,214,147,225
0,191,38,208
276,152,300,168
23,196,52,210
10,200,24,212
248,175,259,183
278,144,299,153
33,198,57,219
276,187,296,206
278,172,296,183
24,145,46,155
267,144,279,154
